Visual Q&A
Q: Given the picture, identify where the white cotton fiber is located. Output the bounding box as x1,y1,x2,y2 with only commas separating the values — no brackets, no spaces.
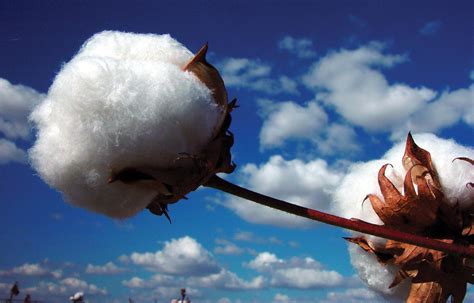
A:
332,133,474,296
29,31,220,218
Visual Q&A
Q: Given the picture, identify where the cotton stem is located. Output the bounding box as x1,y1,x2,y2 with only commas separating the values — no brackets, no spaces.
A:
204,175,474,258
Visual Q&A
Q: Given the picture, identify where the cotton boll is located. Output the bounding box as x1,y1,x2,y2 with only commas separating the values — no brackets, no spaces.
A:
333,133,474,296
333,133,474,223
349,245,408,301
384,133,474,208
332,159,389,226
75,31,194,67
29,31,221,218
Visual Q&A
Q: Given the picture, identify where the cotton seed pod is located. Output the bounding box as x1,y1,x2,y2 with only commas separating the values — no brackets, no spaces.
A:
347,134,474,303
29,31,235,220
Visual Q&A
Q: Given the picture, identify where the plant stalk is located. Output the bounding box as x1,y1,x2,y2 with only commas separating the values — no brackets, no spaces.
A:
204,175,474,258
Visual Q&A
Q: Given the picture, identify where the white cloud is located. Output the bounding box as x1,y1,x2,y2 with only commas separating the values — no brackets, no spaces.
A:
234,231,255,242
247,252,283,271
278,76,298,94
24,278,107,300
11,263,48,276
247,252,344,289
118,254,130,264
51,269,63,279
214,239,244,255
392,85,474,139
188,269,265,290
322,287,387,303
259,100,328,149
315,123,360,155
218,58,297,94
303,43,473,137
273,293,291,303
0,138,27,165
419,20,442,36
85,262,125,275
122,274,175,289
231,231,283,249
278,36,317,58
271,267,343,289
0,78,44,139
257,99,360,155
0,262,65,280
130,236,219,276
303,43,437,132
122,276,147,288
226,155,344,228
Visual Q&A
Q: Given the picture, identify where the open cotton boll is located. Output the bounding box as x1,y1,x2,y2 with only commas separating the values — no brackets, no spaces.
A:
29,31,221,218
383,133,474,208
332,133,474,296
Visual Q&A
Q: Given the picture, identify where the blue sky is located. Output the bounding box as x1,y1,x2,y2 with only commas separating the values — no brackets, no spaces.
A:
0,1,473,302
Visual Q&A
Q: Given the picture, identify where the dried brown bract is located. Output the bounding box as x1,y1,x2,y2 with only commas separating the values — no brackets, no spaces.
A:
348,133,474,303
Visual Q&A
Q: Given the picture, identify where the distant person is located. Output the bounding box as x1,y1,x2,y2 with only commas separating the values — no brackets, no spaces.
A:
24,294,31,303
170,288,190,303
9,282,19,302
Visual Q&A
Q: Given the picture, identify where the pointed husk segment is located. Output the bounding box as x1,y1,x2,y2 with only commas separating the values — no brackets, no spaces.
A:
346,134,474,302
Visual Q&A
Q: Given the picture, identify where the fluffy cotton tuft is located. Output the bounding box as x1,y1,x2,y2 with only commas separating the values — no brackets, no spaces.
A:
332,133,474,295
29,31,220,218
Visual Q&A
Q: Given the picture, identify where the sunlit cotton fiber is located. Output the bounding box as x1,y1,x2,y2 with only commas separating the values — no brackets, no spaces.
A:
332,133,474,297
29,31,220,218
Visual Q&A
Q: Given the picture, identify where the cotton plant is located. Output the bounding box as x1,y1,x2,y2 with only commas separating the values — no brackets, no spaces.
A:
29,31,474,303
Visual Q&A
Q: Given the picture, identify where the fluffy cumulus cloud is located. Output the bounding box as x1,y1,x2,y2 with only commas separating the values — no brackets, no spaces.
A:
257,99,359,154
226,155,344,228
214,238,244,255
258,100,328,148
303,43,436,131
273,293,291,303
278,36,316,58
218,58,298,94
0,138,27,165
122,269,264,293
419,20,442,36
247,252,344,289
303,42,473,137
8,263,48,276
130,236,220,276
271,268,343,289
122,273,175,289
393,85,474,139
321,287,387,303
0,262,63,279
0,78,44,139
85,261,125,275
122,236,265,292
188,269,265,290
19,277,107,303
0,78,43,165
315,123,360,155
331,133,474,297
